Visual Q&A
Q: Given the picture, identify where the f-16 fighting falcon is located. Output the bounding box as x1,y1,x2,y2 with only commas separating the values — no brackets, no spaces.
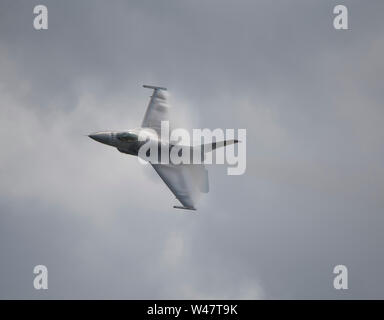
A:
89,85,238,210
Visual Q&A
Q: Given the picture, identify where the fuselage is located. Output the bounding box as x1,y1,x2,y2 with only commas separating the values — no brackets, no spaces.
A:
89,127,208,165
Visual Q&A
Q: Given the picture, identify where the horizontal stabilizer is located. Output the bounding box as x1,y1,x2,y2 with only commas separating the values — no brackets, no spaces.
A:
173,205,197,211
143,85,167,91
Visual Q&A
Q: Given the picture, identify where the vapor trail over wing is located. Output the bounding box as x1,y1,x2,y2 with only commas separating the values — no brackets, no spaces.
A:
151,163,209,210
141,85,170,135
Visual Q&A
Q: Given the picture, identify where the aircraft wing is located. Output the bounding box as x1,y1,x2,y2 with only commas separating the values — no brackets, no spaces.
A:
141,85,170,135
151,163,209,210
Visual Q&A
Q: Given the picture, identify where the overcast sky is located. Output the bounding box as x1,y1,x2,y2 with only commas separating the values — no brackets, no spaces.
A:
1,0,384,299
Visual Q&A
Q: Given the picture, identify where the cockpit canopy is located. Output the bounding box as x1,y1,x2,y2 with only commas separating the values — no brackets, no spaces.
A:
116,131,137,142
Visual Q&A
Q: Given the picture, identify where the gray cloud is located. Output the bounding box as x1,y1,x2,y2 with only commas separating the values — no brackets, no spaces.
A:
0,0,383,299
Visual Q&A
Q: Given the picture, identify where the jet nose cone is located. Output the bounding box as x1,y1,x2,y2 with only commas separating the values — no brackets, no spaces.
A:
88,133,97,140
88,132,112,145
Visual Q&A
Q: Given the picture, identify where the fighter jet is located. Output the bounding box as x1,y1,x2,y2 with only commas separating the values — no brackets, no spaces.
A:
89,85,238,210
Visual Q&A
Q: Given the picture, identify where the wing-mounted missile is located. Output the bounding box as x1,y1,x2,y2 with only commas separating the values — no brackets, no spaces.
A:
143,85,167,91
173,205,197,211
